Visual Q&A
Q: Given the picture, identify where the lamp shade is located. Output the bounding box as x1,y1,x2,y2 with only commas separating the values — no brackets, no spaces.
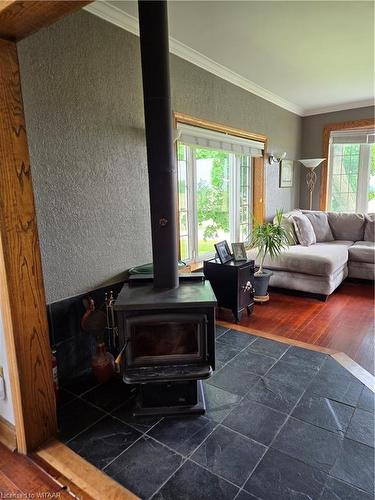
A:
298,158,325,169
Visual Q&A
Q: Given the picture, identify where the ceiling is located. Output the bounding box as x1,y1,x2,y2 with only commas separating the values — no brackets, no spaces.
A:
85,1,375,116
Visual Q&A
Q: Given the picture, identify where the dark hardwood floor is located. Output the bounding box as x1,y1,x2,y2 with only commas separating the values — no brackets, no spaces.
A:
0,443,73,498
218,280,374,375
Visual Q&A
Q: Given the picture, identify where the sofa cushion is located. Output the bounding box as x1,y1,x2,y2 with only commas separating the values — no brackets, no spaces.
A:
292,213,316,246
327,212,366,241
305,212,334,242
247,240,353,277
348,241,375,264
273,209,301,245
364,213,375,242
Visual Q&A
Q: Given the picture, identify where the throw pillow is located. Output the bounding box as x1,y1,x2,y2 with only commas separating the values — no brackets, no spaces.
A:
364,213,375,242
305,211,334,242
327,212,366,241
273,209,301,245
292,213,316,246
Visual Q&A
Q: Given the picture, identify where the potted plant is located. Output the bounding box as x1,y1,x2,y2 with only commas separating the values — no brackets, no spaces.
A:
247,210,290,302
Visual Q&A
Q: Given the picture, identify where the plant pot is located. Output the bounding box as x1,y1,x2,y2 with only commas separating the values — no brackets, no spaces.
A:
91,342,115,384
253,269,273,302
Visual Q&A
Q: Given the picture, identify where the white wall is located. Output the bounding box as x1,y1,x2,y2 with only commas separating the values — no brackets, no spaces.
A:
0,312,15,425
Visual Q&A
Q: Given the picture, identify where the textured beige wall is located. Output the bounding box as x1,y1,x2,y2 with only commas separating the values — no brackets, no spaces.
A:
18,11,302,303
301,106,375,209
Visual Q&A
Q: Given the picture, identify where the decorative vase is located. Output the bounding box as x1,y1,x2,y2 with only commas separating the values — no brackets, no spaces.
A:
91,342,115,384
253,269,273,303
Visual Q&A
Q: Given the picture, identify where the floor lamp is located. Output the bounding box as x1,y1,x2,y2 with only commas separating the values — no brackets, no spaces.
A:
299,159,325,210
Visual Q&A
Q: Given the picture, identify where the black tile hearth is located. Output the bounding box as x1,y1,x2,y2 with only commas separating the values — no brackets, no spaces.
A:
357,386,375,413
112,397,162,433
215,325,230,339
191,425,266,486
215,341,242,365
244,377,304,414
330,438,374,493
62,371,99,396
244,448,327,500
82,377,137,412
57,328,374,499
308,357,363,406
247,337,290,359
223,399,287,446
229,348,278,376
58,398,105,443
272,417,343,472
281,346,328,370
67,415,141,469
321,476,373,500
206,362,260,396
345,408,374,447
104,436,183,499
202,383,242,423
217,329,256,350
266,357,320,390
148,415,216,457
292,393,354,435
152,460,239,500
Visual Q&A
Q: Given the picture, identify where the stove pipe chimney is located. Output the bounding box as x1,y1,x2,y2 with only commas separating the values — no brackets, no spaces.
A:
138,0,179,289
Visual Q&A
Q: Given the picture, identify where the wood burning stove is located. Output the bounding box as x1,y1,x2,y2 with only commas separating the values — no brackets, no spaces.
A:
115,275,216,415
114,1,217,416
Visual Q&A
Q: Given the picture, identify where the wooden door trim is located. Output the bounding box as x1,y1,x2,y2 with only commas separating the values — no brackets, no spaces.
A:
0,0,92,41
0,38,57,452
0,0,93,454
35,439,139,500
320,118,375,210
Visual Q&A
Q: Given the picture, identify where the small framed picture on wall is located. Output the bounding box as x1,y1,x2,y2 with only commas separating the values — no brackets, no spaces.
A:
279,159,294,188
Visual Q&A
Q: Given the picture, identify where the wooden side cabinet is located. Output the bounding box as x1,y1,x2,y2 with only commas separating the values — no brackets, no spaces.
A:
203,258,255,323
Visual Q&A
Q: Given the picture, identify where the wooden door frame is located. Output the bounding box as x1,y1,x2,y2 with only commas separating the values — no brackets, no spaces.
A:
0,0,91,454
319,117,375,210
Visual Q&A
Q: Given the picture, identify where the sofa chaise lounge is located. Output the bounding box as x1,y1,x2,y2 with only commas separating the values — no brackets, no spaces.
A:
248,210,374,299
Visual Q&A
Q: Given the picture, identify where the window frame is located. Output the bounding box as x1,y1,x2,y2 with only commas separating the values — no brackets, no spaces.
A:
327,139,373,213
320,118,375,210
174,112,267,264
179,145,252,263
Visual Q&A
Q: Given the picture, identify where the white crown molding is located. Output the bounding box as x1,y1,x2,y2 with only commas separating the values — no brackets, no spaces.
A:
84,2,374,119
302,99,375,117
84,2,304,116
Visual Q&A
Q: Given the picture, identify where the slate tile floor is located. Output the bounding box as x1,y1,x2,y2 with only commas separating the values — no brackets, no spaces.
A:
59,326,375,500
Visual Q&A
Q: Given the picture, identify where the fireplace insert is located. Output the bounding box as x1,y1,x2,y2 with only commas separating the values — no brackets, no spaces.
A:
115,275,216,415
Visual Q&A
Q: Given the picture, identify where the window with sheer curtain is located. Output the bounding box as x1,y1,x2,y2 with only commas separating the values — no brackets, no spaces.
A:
176,124,264,263
328,129,375,213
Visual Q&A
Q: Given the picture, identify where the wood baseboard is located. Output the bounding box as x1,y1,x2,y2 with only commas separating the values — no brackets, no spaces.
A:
0,415,16,451
36,439,139,500
217,320,337,354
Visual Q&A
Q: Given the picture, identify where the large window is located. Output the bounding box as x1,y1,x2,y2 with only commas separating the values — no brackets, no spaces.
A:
328,129,375,213
177,143,254,263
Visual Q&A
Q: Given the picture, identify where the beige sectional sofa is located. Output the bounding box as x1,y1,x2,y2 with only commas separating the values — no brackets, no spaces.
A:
248,210,374,298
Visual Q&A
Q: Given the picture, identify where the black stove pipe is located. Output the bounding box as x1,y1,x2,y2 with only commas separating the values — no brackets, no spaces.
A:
138,0,179,289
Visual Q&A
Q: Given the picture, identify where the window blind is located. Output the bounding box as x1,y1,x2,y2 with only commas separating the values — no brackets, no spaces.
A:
176,123,264,157
330,128,375,145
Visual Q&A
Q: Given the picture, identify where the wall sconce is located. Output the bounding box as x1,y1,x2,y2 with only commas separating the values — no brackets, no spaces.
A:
269,151,286,164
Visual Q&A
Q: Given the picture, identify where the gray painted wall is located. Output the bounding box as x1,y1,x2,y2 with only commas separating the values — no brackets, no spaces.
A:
18,11,301,303
300,106,375,209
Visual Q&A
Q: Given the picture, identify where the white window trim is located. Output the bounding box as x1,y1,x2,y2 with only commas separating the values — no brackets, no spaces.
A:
328,140,372,213
178,143,252,264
